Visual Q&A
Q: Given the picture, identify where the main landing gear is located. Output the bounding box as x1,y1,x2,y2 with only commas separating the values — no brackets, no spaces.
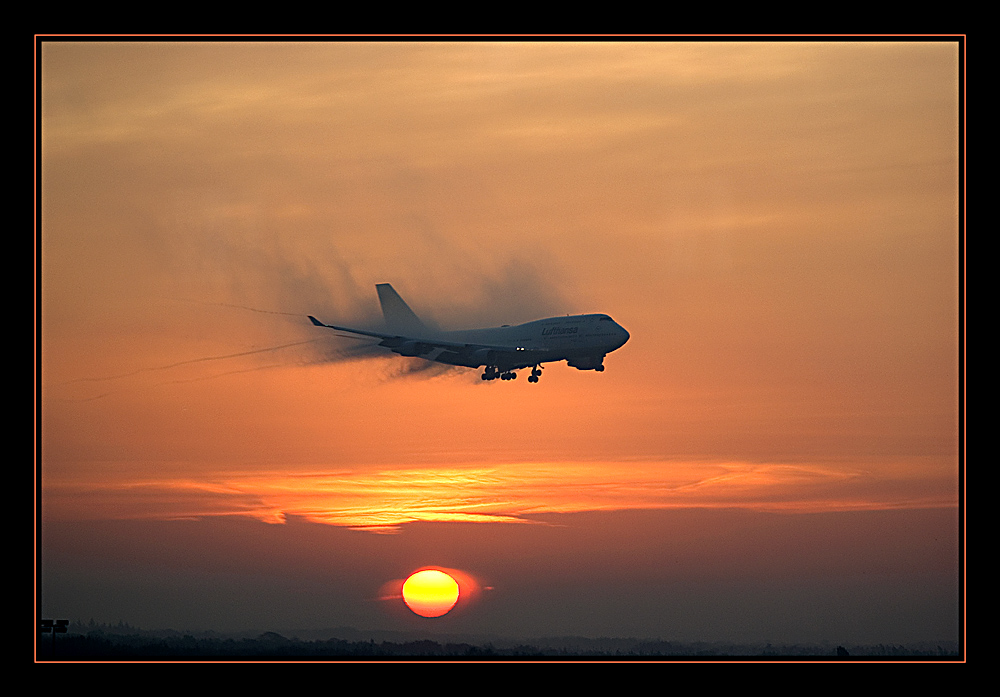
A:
481,365,516,381
481,365,543,382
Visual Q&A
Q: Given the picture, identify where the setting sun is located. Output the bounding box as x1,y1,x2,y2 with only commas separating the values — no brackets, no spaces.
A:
402,569,460,618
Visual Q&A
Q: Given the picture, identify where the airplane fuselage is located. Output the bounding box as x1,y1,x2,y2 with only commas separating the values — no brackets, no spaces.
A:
425,314,629,371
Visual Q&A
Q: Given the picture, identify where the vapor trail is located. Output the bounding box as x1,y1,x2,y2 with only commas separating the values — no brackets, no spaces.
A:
171,297,308,318
205,302,306,317
60,340,320,385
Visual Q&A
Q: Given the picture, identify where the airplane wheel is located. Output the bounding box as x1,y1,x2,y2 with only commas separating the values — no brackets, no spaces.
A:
528,375,538,383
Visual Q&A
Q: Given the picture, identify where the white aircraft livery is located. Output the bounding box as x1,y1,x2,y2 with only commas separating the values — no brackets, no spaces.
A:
308,283,629,383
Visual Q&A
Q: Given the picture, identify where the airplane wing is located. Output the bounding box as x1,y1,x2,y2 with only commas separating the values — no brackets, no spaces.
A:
307,315,533,366
308,316,397,341
308,315,464,347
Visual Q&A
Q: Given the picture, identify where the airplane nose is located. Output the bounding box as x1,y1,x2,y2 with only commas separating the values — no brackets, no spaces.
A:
617,324,630,347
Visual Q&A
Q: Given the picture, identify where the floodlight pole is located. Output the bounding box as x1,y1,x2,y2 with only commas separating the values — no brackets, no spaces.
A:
40,619,69,657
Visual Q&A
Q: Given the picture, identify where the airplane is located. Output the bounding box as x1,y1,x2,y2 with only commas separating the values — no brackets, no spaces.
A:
308,283,629,383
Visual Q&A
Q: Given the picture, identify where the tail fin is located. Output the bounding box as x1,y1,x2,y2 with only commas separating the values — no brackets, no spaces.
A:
376,283,427,336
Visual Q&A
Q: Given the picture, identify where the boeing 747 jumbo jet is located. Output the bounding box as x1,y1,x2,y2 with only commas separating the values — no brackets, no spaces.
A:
308,284,629,383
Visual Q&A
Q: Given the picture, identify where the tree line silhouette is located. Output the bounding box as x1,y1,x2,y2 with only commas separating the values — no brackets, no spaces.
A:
37,622,960,660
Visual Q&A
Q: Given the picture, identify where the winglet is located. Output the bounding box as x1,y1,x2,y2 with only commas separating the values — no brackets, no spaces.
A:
308,315,327,327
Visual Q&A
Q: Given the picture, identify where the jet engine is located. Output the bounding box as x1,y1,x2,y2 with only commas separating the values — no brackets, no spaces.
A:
567,355,606,371
470,348,497,366
394,341,430,357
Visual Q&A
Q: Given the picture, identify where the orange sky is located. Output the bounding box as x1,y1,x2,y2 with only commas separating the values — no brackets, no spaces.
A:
38,39,962,645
